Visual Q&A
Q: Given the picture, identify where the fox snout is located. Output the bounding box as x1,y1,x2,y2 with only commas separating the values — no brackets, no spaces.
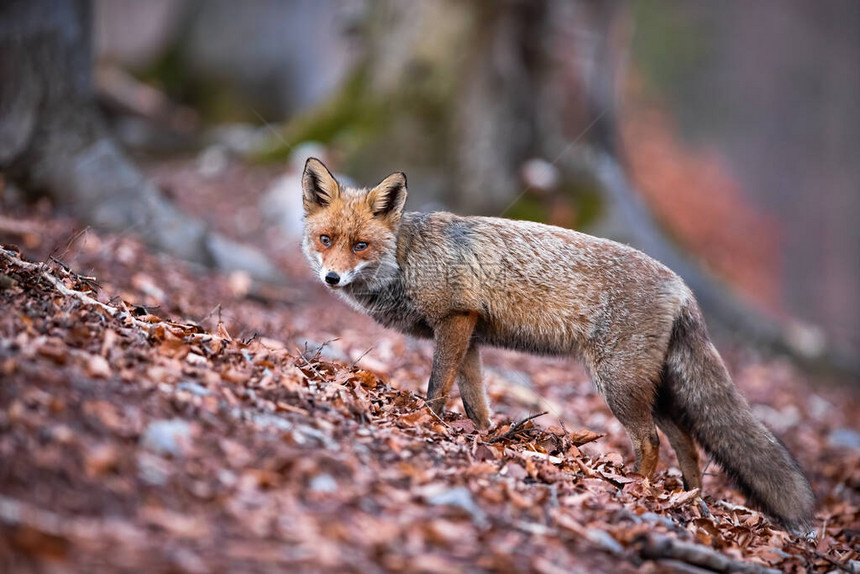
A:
318,265,361,288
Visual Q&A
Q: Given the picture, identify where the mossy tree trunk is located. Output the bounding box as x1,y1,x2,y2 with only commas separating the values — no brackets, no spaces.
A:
277,0,626,220
280,0,574,215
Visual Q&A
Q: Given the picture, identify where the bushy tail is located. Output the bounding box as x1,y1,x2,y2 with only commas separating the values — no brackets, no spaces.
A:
664,300,815,531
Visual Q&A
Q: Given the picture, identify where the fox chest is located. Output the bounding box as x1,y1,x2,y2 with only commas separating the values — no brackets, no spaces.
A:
343,283,433,339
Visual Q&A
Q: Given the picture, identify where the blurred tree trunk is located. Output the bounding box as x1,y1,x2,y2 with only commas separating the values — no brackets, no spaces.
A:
0,0,283,283
0,0,96,169
328,0,551,214
335,0,627,214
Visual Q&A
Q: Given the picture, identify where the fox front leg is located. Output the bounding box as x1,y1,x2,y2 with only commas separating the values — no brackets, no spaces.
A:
457,343,491,429
426,312,478,418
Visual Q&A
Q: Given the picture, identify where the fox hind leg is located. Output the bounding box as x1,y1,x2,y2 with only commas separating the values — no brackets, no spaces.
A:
622,411,660,479
654,413,701,491
593,367,661,479
653,371,702,491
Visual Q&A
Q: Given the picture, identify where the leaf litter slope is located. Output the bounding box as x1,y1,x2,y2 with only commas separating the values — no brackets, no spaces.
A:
0,161,858,573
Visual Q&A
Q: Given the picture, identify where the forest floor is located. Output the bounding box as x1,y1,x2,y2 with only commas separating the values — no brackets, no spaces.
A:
0,158,858,573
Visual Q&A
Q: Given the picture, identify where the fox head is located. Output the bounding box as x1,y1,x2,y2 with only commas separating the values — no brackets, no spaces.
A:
301,158,407,291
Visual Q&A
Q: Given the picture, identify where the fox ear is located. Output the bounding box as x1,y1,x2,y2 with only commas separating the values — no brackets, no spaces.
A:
367,172,408,218
302,158,340,213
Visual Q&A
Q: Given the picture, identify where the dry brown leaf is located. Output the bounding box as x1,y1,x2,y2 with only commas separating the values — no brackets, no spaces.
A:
84,353,112,378
567,428,604,447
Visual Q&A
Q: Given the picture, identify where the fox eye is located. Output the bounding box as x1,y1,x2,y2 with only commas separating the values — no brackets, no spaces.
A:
319,235,332,247
353,242,369,252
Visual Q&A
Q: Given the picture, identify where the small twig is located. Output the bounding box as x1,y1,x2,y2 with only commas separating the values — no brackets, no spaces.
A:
789,541,856,574
511,411,549,430
351,345,375,368
488,411,548,444
295,346,324,379
240,332,259,345
634,532,781,574
3,247,129,321
197,303,222,326
295,339,341,381
420,394,448,408
48,226,90,265
0,248,230,347
426,405,453,430
49,255,71,273
303,338,339,363
47,255,101,293
558,417,574,453
409,391,452,418
697,497,713,520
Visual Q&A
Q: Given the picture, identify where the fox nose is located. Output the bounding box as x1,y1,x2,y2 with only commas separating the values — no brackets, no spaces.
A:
324,271,340,285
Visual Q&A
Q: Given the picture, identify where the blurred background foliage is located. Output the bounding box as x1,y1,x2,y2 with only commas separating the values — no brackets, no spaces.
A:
92,0,859,361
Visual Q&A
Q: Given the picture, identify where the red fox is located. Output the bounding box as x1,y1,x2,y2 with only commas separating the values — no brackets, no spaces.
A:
300,158,815,530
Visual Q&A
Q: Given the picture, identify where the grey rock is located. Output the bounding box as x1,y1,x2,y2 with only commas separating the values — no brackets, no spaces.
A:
140,419,192,456
426,486,488,528
177,381,212,396
309,473,338,493
828,428,860,451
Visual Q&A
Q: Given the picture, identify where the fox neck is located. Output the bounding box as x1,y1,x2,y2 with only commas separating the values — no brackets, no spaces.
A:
339,261,431,338
337,260,399,316
340,247,400,296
